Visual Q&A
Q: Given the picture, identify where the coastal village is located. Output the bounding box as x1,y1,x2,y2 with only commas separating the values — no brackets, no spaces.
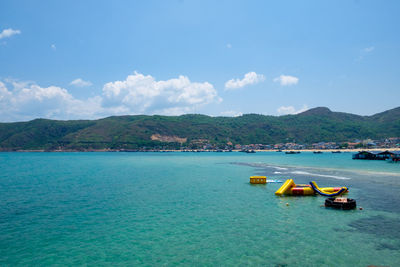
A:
175,137,400,151
116,137,400,152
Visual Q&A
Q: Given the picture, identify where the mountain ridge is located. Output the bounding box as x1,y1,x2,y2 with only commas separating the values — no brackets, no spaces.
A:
0,106,399,150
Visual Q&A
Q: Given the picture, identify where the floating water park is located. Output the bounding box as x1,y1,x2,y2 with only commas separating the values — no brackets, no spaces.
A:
250,177,357,210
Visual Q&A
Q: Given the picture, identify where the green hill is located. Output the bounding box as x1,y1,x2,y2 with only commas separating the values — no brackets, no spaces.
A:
0,107,399,151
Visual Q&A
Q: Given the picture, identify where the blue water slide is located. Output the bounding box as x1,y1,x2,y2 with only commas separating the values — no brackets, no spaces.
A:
309,181,348,197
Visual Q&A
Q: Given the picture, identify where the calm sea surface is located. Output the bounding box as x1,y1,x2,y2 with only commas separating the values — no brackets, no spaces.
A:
1,152,400,266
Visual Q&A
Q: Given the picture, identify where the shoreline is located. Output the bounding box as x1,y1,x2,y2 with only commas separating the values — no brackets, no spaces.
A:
2,148,399,153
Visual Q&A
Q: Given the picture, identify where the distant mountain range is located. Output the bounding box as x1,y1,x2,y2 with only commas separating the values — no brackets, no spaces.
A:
0,107,399,151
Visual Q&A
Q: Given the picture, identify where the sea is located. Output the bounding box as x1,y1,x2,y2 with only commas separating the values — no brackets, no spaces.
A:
1,152,399,266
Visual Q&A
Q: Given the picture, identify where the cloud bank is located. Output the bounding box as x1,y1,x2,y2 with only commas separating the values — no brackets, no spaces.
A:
225,72,265,90
273,75,299,86
0,72,222,121
0,81,101,122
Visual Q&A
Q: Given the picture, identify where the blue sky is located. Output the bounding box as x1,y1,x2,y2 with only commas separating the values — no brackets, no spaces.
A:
1,0,399,122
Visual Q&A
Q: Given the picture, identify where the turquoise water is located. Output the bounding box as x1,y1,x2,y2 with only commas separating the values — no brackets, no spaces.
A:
1,152,400,266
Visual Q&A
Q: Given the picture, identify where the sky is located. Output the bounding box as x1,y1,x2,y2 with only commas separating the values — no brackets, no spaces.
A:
1,0,399,122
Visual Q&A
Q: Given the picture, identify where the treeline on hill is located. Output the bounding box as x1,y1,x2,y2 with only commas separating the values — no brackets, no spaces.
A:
0,107,399,151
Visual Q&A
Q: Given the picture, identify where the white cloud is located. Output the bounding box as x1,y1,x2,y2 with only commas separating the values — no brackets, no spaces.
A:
225,72,265,90
220,110,243,117
357,46,375,61
363,46,374,53
277,104,308,115
226,43,232,49
0,28,21,39
273,75,299,86
70,78,92,87
51,44,56,50
102,72,221,115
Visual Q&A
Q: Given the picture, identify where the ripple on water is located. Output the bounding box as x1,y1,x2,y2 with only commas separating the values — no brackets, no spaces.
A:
348,215,400,240
348,215,400,250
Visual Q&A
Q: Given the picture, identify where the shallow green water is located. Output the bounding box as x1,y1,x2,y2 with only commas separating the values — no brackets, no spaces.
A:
1,152,399,266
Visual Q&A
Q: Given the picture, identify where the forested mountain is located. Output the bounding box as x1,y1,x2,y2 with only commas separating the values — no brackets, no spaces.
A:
0,107,399,150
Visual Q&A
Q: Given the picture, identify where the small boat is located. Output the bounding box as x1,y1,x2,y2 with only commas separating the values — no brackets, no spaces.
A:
325,198,356,210
332,151,341,153
313,151,323,154
245,150,256,153
285,151,300,154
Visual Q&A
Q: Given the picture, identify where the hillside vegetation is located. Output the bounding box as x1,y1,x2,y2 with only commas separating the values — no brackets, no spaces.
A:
0,107,399,151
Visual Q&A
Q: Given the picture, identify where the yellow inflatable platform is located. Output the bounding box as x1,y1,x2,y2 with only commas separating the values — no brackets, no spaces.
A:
249,176,267,184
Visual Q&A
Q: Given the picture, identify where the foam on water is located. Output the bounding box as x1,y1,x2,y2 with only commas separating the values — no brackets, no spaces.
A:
290,170,351,180
271,166,289,171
